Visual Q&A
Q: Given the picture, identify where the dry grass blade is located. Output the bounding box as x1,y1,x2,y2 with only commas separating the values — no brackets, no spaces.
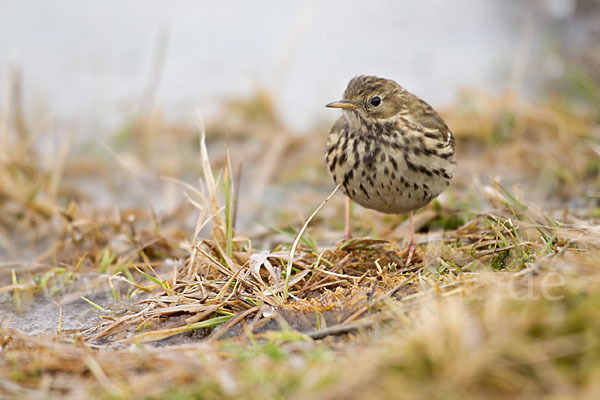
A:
197,112,226,243
284,184,340,299
122,314,232,343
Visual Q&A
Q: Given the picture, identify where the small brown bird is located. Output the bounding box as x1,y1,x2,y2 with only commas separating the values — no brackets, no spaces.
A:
325,75,456,262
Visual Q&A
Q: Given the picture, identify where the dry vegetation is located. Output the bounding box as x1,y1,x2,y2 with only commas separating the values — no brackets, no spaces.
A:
1,64,600,399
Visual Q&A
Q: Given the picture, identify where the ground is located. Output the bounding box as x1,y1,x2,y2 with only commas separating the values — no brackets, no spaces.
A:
1,74,600,399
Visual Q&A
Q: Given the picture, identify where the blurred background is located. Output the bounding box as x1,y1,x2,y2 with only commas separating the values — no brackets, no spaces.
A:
1,0,599,259
2,0,598,131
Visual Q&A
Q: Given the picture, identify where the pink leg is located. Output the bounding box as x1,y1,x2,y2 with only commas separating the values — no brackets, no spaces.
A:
344,196,352,240
405,211,416,266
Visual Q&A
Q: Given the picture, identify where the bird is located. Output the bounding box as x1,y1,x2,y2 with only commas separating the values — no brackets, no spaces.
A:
325,75,456,264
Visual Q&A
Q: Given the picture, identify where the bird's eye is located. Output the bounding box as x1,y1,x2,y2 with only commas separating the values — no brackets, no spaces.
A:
370,96,381,107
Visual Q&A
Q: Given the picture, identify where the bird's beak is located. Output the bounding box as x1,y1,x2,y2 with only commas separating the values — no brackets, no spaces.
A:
325,100,359,110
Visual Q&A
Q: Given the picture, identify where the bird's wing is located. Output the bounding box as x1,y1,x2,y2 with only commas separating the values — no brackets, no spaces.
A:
407,94,455,149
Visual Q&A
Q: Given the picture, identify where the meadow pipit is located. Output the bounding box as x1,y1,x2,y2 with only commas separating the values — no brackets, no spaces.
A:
325,75,456,263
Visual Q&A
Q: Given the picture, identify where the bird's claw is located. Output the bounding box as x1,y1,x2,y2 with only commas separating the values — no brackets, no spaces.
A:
401,237,416,267
344,229,352,241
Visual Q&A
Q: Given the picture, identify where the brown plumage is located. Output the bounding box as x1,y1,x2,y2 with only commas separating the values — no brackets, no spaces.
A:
325,75,456,261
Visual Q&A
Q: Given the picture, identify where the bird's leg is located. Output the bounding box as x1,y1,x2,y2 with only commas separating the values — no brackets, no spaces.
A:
404,211,416,266
344,196,352,240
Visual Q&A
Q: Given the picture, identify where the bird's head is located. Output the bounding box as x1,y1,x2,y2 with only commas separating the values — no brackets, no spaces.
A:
326,75,407,121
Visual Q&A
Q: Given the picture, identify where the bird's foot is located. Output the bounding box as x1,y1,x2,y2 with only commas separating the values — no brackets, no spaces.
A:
344,229,352,241
401,238,416,267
